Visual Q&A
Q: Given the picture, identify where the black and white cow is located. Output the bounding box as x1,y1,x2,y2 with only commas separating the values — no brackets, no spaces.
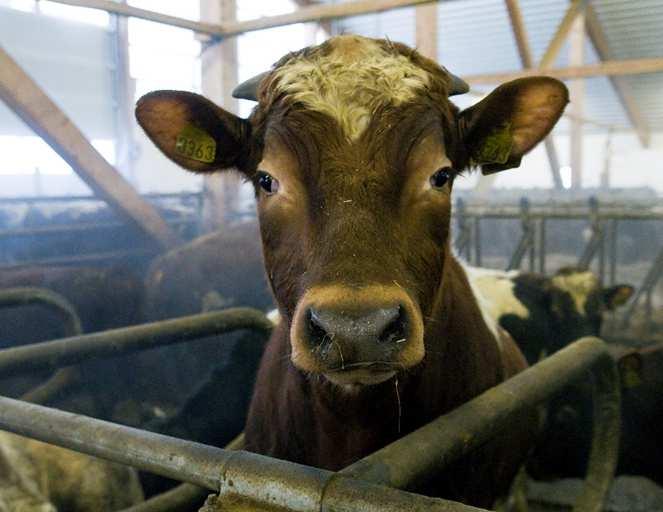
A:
468,266,633,364
468,265,646,481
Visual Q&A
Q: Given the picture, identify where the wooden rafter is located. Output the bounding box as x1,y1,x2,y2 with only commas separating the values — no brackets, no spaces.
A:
464,58,663,84
0,46,178,249
504,0,534,68
47,0,439,38
293,0,332,35
539,0,590,69
585,4,650,147
504,0,563,189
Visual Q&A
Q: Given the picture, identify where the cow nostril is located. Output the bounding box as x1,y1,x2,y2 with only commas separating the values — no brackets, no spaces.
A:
378,306,408,345
307,308,329,347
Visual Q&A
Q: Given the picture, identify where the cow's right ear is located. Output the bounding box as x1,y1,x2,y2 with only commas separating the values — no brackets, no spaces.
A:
135,90,249,173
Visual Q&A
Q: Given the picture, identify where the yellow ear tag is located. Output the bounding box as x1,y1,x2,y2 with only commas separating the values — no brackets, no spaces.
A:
175,124,216,164
474,123,513,165
612,286,633,307
619,354,643,389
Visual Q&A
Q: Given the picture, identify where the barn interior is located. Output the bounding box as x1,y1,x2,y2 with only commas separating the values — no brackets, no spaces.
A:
0,0,662,511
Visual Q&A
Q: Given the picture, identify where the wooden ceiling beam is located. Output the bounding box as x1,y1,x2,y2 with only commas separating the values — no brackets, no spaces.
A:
0,46,178,249
504,0,563,190
464,58,663,84
539,0,590,69
415,3,438,60
47,0,439,38
293,0,332,35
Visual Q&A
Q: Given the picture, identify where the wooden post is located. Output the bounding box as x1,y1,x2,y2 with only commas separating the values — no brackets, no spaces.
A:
569,12,585,189
111,1,136,183
0,46,178,249
199,0,241,231
415,3,437,60
504,0,533,67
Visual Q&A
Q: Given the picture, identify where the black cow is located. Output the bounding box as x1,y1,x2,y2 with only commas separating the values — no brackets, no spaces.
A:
530,343,663,484
468,266,633,363
466,266,663,484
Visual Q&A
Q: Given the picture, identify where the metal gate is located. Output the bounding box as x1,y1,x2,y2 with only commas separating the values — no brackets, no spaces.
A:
0,303,620,512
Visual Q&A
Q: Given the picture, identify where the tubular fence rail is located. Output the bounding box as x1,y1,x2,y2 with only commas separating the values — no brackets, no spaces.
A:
453,198,663,332
0,192,203,268
0,306,620,512
0,287,84,403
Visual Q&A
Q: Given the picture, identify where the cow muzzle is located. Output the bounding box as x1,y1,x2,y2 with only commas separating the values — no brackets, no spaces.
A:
290,285,424,386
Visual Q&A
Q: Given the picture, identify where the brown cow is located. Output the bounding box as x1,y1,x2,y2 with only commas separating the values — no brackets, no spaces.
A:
136,35,568,507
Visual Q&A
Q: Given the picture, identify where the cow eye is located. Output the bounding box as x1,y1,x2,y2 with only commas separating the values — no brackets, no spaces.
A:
257,171,280,195
430,167,452,190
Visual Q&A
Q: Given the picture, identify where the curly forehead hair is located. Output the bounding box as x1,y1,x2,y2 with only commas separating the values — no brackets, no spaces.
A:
246,36,463,165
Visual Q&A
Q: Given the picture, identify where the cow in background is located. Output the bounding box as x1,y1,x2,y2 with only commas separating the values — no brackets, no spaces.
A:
136,35,569,507
526,341,663,485
0,265,143,347
468,266,633,363
136,221,273,409
466,266,663,483
0,265,144,418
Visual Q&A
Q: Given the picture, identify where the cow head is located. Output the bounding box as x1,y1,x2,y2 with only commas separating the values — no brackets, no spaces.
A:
136,36,568,388
547,267,634,345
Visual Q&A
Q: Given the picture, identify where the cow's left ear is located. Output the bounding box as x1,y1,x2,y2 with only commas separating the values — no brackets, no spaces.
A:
458,77,569,174
603,284,635,310
135,90,250,173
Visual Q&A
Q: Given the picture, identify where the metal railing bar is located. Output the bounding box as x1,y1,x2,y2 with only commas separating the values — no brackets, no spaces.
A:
0,397,487,512
0,217,195,240
342,337,620,512
0,338,617,511
451,211,663,221
538,218,547,274
473,217,482,266
121,434,246,512
0,308,273,377
621,245,663,329
609,219,618,286
0,287,84,404
506,227,533,270
0,287,82,336
578,198,603,270
0,248,158,270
